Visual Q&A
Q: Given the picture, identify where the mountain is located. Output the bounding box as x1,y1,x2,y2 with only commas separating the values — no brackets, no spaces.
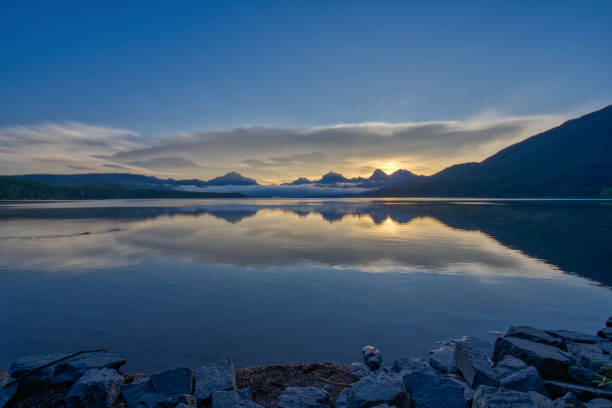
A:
377,105,612,197
205,171,257,186
288,177,312,185
317,171,349,184
0,176,246,200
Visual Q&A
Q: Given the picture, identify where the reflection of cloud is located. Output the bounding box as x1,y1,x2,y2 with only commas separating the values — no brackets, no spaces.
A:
0,204,564,283
0,113,569,182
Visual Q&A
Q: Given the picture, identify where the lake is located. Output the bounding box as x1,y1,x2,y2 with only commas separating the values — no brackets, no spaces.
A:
1,198,611,373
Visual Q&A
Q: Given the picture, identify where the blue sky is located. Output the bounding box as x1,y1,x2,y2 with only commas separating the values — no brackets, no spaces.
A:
0,1,610,181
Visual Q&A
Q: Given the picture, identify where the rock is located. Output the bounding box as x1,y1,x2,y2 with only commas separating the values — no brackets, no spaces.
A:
194,359,236,404
335,389,349,408
546,330,600,345
571,345,612,375
499,366,547,395
493,337,575,381
607,318,612,329
597,342,612,355
175,404,194,408
586,398,612,407
507,326,565,348
346,372,409,408
389,358,434,374
545,380,612,401
213,389,262,408
150,367,193,395
528,391,554,408
363,346,383,371
568,365,605,387
278,386,329,408
9,351,126,386
349,362,371,378
598,328,612,340
496,355,530,379
454,337,497,388
401,368,468,408
121,381,162,408
1,368,17,408
552,392,586,408
429,347,458,374
472,385,536,408
65,368,124,408
449,378,475,405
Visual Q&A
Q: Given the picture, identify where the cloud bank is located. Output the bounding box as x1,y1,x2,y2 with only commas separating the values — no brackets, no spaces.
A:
0,114,569,183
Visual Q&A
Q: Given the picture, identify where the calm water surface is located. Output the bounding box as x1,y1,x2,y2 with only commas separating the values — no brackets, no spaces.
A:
1,198,611,372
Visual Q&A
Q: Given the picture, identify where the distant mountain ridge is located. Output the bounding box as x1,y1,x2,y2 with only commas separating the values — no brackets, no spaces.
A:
376,104,612,197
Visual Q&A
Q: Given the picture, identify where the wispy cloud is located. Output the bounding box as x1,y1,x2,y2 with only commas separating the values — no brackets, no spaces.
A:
0,113,570,182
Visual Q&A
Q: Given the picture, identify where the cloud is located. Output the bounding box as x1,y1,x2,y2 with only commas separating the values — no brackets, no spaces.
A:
0,113,570,182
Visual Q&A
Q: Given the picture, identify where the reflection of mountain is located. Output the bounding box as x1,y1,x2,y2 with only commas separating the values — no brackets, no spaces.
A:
1,200,610,285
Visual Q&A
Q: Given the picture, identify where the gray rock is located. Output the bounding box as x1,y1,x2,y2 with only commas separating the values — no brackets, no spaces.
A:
121,381,163,408
150,367,193,395
544,380,612,401
454,337,497,388
528,391,554,408
449,378,475,405
389,358,434,374
507,326,564,348
496,355,530,379
347,372,409,408
1,368,17,408
213,389,261,408
493,337,575,381
9,351,126,385
175,404,195,408
597,341,612,355
278,386,329,408
499,366,547,395
608,318,612,329
363,346,383,371
546,330,600,345
194,359,236,404
567,342,605,356
66,368,124,408
472,385,535,408
401,368,468,408
598,328,612,340
552,392,586,408
349,362,371,378
568,365,605,387
429,347,457,374
335,389,349,408
586,398,612,408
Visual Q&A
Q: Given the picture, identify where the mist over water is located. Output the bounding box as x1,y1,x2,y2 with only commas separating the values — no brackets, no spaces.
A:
1,198,611,372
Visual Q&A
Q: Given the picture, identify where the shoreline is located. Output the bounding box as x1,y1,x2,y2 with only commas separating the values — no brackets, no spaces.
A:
2,320,612,408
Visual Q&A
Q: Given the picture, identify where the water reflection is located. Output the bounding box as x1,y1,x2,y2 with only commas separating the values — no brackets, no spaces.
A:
1,199,611,372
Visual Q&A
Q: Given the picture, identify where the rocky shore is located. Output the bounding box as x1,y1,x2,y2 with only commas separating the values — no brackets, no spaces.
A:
2,318,612,408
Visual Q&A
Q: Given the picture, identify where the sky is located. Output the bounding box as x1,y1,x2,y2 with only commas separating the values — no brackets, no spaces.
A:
1,1,611,183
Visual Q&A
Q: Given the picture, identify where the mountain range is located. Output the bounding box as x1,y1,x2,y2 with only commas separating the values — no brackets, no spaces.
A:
3,104,612,199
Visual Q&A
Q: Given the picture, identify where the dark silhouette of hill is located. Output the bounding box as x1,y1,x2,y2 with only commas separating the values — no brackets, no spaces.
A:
377,105,612,197
0,176,245,200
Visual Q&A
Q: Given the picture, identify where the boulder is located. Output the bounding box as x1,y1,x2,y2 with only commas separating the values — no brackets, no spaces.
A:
598,329,612,340
194,359,236,404
9,351,126,386
278,386,329,408
66,368,124,408
568,365,605,387
150,367,193,395
335,389,349,408
472,385,537,408
572,345,612,375
213,389,262,408
586,398,612,407
389,358,434,374
454,337,497,388
544,380,612,401
121,381,163,408
507,327,564,348
363,346,383,371
346,372,409,408
546,330,600,345
349,362,371,378
429,347,457,374
528,391,554,408
498,366,547,395
552,392,586,408
496,355,530,379
607,318,612,329
493,337,575,380
1,368,17,408
401,368,468,408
